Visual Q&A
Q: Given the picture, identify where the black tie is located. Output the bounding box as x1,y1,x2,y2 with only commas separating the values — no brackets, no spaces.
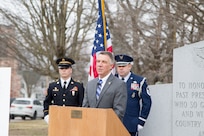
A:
122,77,125,81
63,81,67,89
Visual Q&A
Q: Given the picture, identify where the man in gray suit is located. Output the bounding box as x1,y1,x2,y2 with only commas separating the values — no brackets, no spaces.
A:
83,51,127,120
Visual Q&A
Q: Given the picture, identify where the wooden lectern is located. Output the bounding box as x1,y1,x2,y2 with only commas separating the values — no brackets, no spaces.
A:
48,105,130,136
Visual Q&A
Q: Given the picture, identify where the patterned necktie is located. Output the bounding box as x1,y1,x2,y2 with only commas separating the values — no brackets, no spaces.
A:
63,81,67,90
96,79,103,100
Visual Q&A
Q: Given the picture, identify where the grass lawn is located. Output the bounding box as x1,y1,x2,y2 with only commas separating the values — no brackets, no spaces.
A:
9,119,48,136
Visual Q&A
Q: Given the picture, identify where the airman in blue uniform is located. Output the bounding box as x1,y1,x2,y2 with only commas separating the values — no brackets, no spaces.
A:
43,57,84,123
115,54,152,136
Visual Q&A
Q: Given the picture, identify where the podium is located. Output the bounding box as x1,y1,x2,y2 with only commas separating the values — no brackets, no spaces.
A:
48,105,130,136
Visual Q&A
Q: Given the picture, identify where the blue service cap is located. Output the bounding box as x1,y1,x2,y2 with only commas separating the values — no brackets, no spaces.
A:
115,54,133,66
56,57,75,68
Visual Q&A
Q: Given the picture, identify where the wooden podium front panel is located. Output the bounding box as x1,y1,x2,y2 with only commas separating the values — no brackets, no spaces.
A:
49,106,107,136
106,110,130,136
48,106,130,136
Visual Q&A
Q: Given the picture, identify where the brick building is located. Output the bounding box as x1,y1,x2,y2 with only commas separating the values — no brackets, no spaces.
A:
0,25,21,98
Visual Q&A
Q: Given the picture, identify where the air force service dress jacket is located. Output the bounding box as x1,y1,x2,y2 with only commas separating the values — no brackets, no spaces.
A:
117,72,152,132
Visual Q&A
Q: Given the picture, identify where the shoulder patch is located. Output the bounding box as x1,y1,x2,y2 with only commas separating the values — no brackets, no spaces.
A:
147,87,151,96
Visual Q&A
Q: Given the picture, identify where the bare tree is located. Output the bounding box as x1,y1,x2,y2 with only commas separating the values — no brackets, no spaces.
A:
105,0,204,84
21,71,40,97
0,0,99,96
0,0,96,82
1,0,203,87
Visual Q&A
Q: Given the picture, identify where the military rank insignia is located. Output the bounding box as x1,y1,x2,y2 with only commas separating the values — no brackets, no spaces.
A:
146,87,151,96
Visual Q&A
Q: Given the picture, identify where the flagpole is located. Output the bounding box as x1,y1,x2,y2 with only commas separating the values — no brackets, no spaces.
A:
101,0,107,51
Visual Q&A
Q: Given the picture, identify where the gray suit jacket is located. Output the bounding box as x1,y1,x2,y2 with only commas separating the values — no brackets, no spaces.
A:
83,74,127,120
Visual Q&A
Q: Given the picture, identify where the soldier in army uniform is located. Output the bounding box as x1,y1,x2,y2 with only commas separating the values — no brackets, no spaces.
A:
43,57,84,124
115,54,152,136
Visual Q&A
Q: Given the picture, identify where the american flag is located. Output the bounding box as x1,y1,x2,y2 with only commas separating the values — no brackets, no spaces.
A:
88,0,113,81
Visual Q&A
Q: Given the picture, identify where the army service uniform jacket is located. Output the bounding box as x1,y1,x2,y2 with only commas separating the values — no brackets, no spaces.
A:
116,72,152,133
43,78,84,116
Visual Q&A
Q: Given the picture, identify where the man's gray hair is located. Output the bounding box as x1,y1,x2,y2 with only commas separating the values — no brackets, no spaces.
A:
97,51,115,64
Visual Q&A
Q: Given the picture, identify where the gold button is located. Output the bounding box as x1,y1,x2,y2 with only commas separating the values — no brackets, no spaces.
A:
63,94,66,96
63,99,65,102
